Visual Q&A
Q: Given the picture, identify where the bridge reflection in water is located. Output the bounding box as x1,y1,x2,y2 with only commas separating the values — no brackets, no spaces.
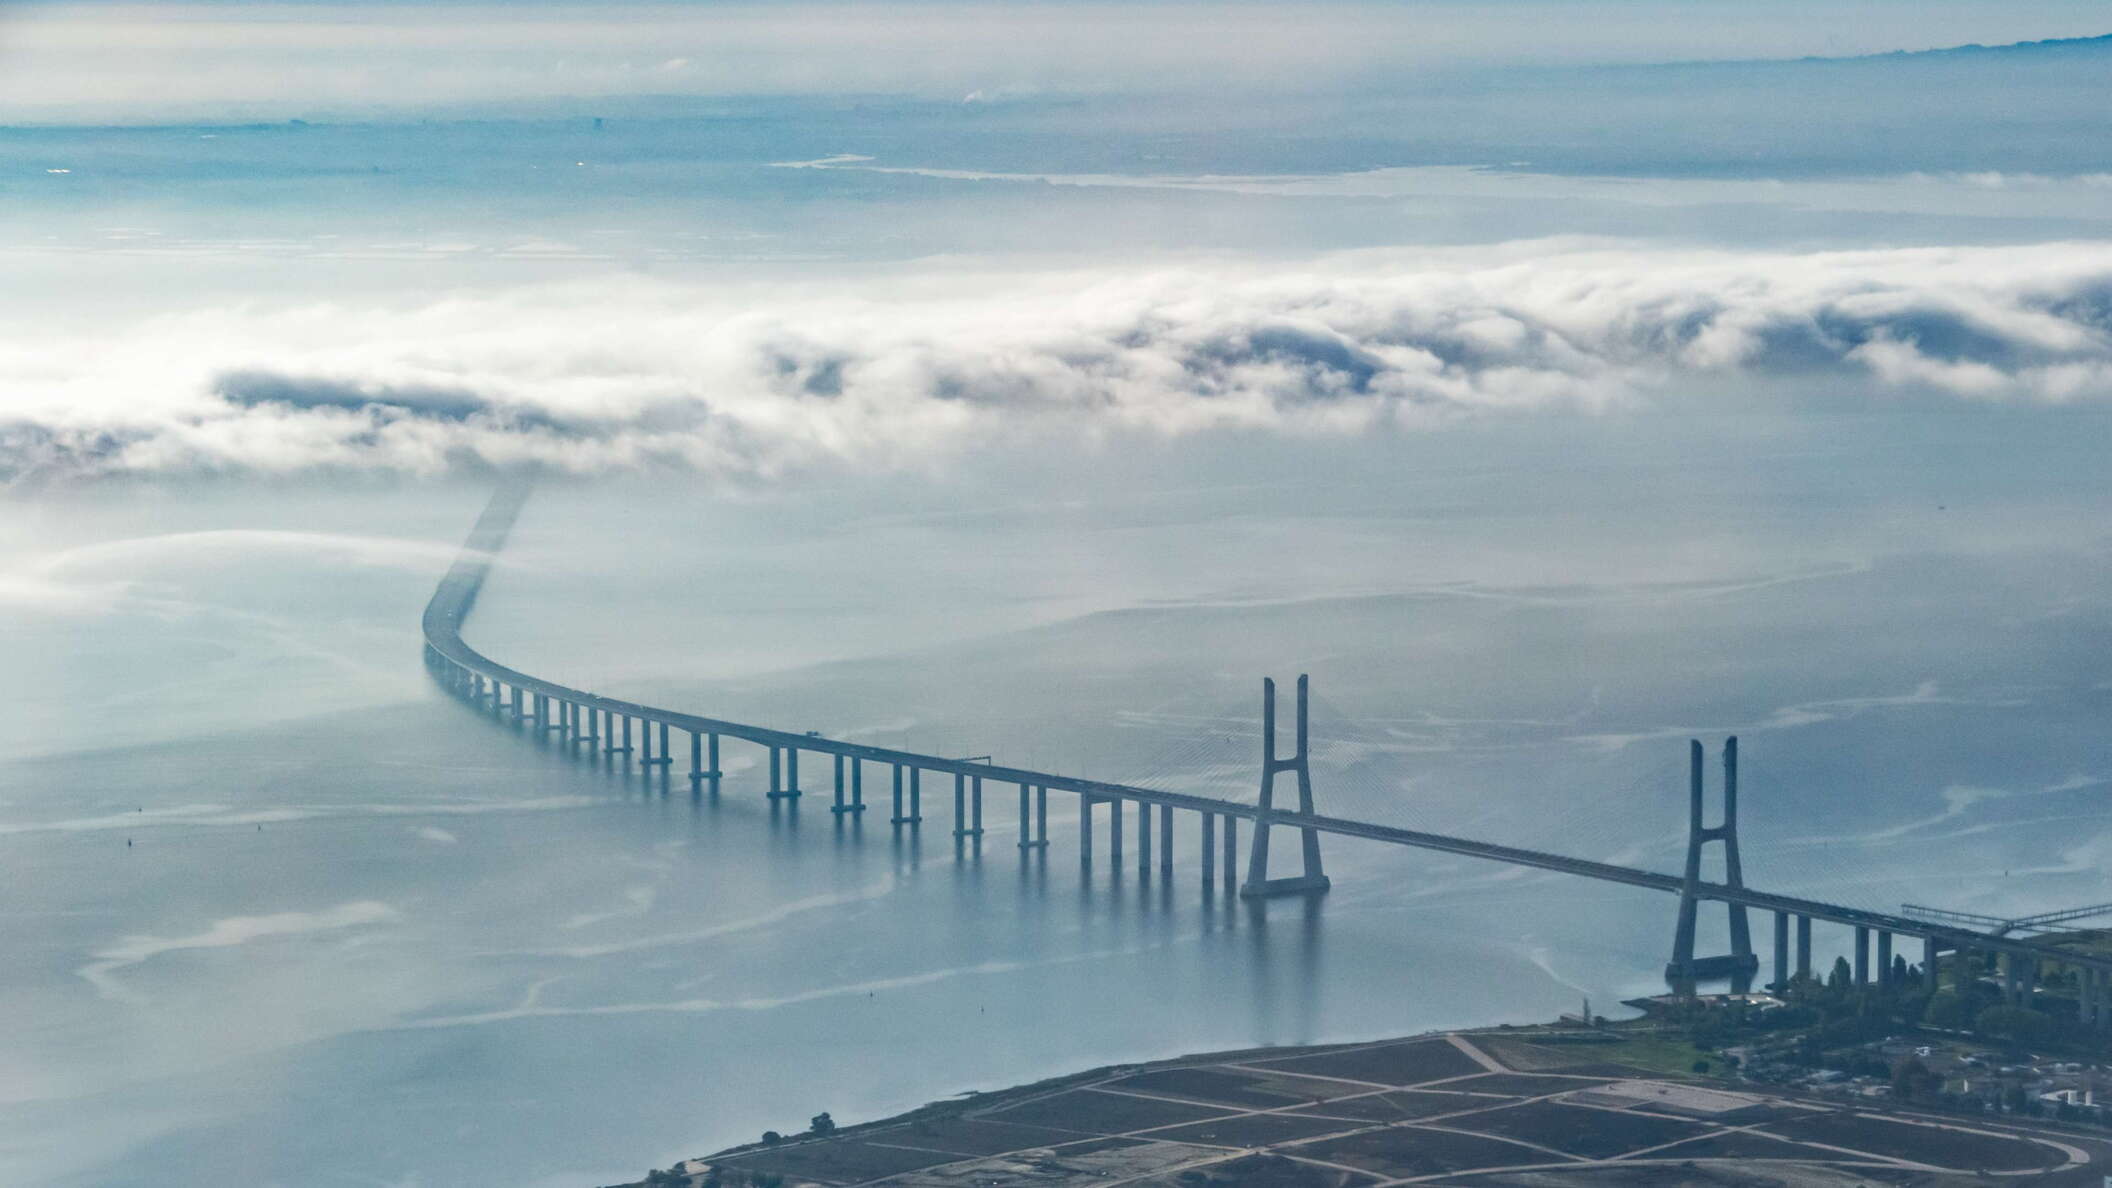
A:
422,481,2112,1015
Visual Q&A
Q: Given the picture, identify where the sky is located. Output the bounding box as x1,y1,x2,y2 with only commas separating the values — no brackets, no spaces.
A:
5,2,2112,121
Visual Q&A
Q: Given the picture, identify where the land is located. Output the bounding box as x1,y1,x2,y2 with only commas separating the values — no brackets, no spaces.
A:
614,1020,2112,1187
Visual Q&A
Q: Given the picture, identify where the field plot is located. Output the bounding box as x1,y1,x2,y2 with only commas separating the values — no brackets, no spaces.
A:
1292,1124,1565,1177
713,1138,966,1183
1287,1090,1503,1122
1445,1100,1705,1160
983,1087,1233,1133
1446,1073,1618,1096
1639,1128,1855,1161
879,1117,1084,1155
1251,1039,1487,1086
1107,1066,1374,1108
1133,1152,1377,1187
1762,1111,2067,1171
1147,1111,1368,1147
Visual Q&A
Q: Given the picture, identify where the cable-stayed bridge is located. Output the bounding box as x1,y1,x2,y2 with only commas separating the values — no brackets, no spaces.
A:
421,482,2112,1019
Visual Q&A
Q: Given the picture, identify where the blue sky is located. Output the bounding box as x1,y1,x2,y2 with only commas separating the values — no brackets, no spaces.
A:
5,1,2112,121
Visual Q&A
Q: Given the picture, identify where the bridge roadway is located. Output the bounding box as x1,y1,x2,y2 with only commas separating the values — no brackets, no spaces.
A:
419,482,2112,985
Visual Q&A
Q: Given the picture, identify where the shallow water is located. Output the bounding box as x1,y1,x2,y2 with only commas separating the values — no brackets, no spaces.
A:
5,422,2110,1186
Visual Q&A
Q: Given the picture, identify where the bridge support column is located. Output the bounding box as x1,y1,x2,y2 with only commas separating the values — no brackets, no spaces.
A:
952,774,980,838
707,734,721,794
909,768,921,822
1923,935,1938,991
1222,815,1238,896
1017,783,1034,848
1160,805,1173,876
618,715,633,756
1665,737,1754,993
1201,813,1216,888
1035,786,1047,847
1877,931,1893,987
768,748,781,796
583,706,599,747
889,765,904,824
652,722,672,767
511,686,523,720
1796,915,1812,979
1773,911,1789,992
1079,796,1094,864
770,748,799,799
1110,797,1123,864
1854,927,1869,985
1137,796,1151,877
1241,675,1330,899
834,758,863,815
833,755,846,812
639,716,652,762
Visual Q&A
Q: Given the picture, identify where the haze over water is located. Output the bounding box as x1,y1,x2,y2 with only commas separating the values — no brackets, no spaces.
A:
4,3,2112,1184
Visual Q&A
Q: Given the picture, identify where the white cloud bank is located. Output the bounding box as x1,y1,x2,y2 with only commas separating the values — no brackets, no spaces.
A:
4,241,2110,482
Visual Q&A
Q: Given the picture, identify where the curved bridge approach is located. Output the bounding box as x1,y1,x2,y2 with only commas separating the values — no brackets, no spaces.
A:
421,482,2112,1014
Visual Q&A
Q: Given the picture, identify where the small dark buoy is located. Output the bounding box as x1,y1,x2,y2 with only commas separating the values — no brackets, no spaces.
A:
127,839,132,847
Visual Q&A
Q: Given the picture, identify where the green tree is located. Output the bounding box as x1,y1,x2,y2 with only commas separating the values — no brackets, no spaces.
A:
809,1112,835,1136
1827,956,1852,991
1922,990,1970,1029
1975,1004,2055,1046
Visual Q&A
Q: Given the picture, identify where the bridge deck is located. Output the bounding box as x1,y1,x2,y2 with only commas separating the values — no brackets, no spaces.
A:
420,482,2112,975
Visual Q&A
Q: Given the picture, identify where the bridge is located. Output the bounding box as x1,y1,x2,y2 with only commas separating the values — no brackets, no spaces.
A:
420,482,2112,1023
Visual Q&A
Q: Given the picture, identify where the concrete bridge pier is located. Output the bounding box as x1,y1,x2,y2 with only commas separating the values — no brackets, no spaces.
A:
542,697,565,735
832,756,847,812
841,757,863,813
767,748,781,796
909,769,921,822
1222,816,1238,896
1136,796,1151,877
1017,783,1044,848
645,723,672,768
1109,797,1123,864
1201,814,1216,888
1877,931,1893,986
888,766,920,825
1772,911,1789,990
581,706,600,748
1160,805,1174,876
615,716,633,757
1796,916,1812,979
770,747,800,799
1079,796,1094,864
510,686,524,720
952,774,983,839
1923,936,1939,991
1854,927,1869,985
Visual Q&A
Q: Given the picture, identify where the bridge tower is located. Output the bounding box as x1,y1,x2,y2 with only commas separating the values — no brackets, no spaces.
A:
1241,674,1331,899
1666,736,1757,994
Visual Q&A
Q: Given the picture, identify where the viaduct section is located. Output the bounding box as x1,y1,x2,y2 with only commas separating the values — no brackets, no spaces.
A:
422,483,2112,1018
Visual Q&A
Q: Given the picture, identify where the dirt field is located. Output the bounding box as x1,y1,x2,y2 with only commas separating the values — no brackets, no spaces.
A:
636,1029,2109,1187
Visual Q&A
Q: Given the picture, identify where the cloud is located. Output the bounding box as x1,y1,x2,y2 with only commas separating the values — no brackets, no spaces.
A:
5,241,2111,482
